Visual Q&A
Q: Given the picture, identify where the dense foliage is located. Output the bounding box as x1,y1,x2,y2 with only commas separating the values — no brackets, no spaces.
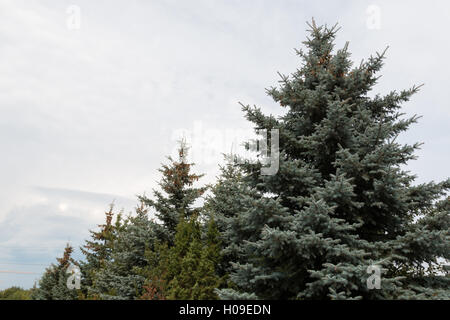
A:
31,245,81,300
30,21,449,300
217,21,449,300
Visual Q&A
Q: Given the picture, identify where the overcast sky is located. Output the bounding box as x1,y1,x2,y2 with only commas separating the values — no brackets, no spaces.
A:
0,0,449,289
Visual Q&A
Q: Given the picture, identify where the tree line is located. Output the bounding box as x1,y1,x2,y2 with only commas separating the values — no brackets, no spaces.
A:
27,21,449,300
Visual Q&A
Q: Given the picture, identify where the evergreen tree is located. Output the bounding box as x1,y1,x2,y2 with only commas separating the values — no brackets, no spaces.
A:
219,20,449,300
139,216,222,300
139,141,207,245
138,241,170,300
90,201,157,299
191,218,223,299
32,244,81,300
204,163,261,279
166,216,204,299
168,217,222,300
92,142,207,299
79,204,123,299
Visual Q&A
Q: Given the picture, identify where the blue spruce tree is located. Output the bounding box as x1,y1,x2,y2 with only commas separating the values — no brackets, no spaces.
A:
218,20,449,300
32,244,81,300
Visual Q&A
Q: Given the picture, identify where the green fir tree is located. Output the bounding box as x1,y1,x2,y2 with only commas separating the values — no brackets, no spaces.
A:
139,141,207,245
141,216,222,300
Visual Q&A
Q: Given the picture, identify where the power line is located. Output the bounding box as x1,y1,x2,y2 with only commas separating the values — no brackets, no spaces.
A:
0,262,48,266
0,270,39,275
0,245,81,249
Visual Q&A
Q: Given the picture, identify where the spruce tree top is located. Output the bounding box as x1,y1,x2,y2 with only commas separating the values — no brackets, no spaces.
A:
140,140,206,243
